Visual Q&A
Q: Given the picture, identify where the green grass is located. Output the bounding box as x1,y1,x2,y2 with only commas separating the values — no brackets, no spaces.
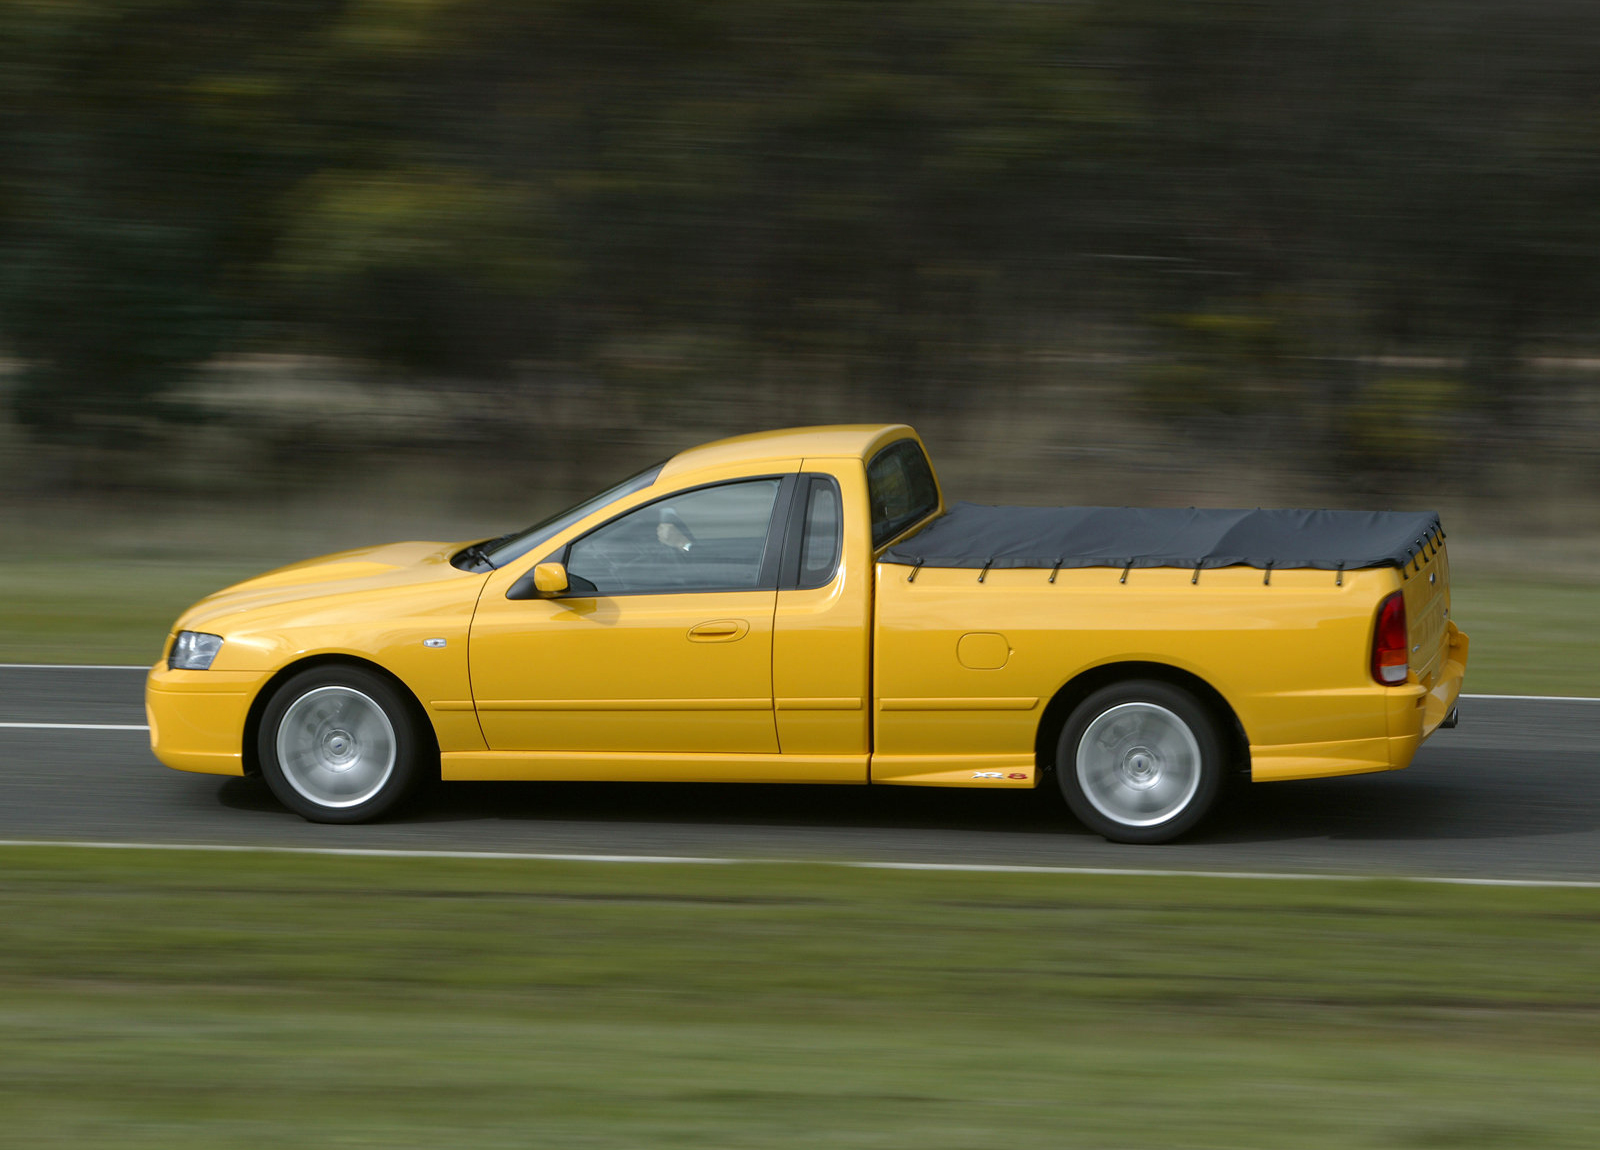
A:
0,546,1594,695
2,847,1599,1148
1447,579,1600,695
0,558,263,665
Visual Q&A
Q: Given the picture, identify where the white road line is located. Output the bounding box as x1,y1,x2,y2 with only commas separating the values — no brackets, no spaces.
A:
0,722,148,731
846,861,1600,888
0,663,149,671
0,839,1597,888
0,841,733,864
6,666,1600,704
0,694,1590,736
5,665,1600,703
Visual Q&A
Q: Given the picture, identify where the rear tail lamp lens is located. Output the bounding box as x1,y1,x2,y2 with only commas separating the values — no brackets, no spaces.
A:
1371,592,1408,685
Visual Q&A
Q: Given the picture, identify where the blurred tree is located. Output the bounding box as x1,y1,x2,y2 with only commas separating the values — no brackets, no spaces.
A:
0,0,342,441
3,0,1600,471
1108,0,1600,459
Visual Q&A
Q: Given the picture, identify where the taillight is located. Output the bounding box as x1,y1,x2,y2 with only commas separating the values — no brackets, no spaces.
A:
1371,591,1409,685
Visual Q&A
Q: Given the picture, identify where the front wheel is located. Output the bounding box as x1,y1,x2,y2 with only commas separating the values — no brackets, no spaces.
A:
257,666,428,823
1056,680,1225,844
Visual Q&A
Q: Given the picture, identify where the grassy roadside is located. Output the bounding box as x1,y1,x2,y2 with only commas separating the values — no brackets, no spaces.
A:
1446,578,1600,696
0,558,263,666
0,550,1594,694
2,848,1598,1148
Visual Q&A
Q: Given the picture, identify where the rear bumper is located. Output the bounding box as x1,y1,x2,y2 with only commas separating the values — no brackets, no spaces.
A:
145,663,269,776
1249,733,1424,782
1250,625,1468,783
1420,623,1469,738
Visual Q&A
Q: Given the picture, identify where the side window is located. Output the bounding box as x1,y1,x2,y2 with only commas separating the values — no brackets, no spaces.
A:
866,439,939,548
797,479,841,589
565,479,783,595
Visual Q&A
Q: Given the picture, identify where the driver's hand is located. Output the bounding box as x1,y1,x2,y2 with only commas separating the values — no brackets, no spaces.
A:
657,522,691,551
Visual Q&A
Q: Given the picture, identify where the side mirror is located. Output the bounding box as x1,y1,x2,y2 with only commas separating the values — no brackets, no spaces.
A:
533,562,569,596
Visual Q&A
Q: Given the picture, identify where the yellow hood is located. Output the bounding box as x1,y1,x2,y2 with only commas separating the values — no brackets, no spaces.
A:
176,540,483,633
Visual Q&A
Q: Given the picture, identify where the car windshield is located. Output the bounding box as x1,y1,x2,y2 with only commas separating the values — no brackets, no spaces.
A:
477,462,665,568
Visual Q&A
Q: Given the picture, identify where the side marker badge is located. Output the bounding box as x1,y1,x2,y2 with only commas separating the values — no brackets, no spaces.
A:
423,638,447,648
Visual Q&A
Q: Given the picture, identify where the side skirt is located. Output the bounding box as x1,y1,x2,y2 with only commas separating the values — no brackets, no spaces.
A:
442,750,867,784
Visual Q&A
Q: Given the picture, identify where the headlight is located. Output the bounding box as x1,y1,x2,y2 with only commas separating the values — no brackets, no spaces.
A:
169,631,224,670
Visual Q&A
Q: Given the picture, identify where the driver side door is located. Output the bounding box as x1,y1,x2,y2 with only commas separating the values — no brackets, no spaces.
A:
468,477,789,754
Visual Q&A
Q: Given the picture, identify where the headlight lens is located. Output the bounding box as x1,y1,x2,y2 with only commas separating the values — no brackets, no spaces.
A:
169,631,224,670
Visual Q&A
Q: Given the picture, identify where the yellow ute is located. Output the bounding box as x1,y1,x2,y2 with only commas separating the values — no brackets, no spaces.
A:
148,424,1468,843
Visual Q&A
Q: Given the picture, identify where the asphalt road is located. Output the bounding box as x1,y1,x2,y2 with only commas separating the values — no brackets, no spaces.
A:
3,665,1597,879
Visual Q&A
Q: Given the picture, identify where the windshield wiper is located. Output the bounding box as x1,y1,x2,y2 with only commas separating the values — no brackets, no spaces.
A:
459,543,498,571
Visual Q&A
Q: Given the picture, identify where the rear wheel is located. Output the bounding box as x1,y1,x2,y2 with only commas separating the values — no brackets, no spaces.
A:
1056,680,1225,844
257,665,427,823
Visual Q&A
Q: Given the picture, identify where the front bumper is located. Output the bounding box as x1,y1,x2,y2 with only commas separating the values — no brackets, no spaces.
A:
145,663,271,776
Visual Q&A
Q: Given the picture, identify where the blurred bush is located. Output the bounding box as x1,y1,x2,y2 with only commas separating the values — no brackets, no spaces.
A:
1346,376,1468,469
2,0,1599,492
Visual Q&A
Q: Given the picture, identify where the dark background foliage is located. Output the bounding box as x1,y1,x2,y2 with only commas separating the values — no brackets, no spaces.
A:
3,0,1598,500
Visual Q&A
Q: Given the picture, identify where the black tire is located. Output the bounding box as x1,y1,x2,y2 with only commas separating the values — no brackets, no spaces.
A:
1055,679,1225,844
257,665,429,824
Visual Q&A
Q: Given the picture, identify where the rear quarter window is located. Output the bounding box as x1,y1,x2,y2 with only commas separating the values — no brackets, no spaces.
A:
867,439,940,548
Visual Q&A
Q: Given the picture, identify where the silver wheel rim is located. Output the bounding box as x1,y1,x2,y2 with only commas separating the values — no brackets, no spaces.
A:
275,686,397,809
1075,702,1202,828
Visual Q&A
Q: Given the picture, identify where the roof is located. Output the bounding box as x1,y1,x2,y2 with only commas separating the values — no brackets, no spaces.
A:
658,424,914,480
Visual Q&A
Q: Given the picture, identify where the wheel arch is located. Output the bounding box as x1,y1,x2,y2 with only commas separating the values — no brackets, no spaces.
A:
1033,661,1249,783
241,654,441,778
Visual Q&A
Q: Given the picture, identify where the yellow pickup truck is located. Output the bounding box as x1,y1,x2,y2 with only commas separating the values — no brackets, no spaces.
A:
148,424,1468,843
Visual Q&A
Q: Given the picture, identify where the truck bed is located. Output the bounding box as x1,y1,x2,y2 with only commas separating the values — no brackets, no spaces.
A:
874,501,1464,788
883,502,1444,573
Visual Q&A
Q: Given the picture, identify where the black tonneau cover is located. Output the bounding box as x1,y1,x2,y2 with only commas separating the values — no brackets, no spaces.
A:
882,503,1443,572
